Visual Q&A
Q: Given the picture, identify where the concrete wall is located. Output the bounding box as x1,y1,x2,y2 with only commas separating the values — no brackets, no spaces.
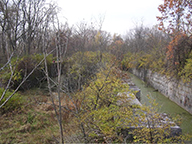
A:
132,68,192,114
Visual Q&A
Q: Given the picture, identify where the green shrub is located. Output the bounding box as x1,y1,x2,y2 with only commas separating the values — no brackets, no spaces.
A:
121,52,140,70
179,53,192,82
0,54,53,90
63,51,100,91
62,51,115,91
0,88,22,114
121,51,166,74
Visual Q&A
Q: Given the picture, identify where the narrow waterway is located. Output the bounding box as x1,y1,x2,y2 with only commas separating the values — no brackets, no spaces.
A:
130,74,192,135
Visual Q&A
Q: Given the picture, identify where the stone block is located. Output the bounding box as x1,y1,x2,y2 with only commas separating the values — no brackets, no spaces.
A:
129,85,141,101
132,68,192,114
119,113,182,143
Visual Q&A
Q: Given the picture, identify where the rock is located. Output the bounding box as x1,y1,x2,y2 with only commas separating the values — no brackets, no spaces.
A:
129,85,141,101
117,92,142,107
119,112,182,143
118,78,182,142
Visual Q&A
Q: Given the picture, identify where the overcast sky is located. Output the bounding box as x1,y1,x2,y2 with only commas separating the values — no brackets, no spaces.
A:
56,0,163,35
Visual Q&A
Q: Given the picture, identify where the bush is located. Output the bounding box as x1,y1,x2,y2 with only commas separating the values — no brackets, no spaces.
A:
179,52,192,82
63,51,102,91
73,66,131,143
121,51,166,74
0,88,22,114
0,54,53,90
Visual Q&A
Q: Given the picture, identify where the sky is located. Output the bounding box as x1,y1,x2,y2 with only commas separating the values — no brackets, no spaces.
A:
56,0,163,35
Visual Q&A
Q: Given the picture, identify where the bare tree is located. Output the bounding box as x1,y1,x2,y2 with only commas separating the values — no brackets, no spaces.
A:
0,0,58,113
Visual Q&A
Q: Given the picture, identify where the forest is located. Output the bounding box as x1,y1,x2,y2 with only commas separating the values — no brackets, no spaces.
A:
0,0,192,143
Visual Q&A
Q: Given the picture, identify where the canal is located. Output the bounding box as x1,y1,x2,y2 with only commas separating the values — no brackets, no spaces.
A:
130,73,192,135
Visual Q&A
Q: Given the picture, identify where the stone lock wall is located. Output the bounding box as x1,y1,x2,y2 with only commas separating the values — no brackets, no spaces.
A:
132,68,192,114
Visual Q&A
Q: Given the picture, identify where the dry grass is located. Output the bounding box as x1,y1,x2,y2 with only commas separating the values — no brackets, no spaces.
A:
0,89,82,143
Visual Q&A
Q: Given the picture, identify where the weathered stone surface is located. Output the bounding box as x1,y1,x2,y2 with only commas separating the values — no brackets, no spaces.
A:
117,92,142,107
122,78,141,101
118,78,182,142
119,112,182,143
129,85,141,101
131,68,192,114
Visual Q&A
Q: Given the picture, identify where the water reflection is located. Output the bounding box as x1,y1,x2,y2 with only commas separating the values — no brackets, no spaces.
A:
130,74,192,135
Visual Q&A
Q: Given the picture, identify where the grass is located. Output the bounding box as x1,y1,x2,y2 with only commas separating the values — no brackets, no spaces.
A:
0,89,77,144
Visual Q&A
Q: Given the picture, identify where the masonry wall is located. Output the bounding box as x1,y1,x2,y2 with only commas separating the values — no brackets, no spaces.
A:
132,68,192,114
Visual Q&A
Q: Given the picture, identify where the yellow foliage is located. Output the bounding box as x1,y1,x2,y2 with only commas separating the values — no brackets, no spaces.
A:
74,65,134,142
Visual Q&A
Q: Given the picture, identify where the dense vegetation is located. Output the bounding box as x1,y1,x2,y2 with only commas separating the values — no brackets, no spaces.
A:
0,0,192,143
122,0,192,82
121,26,192,82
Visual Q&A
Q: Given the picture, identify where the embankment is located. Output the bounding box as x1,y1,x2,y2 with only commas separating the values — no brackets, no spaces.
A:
131,68,192,114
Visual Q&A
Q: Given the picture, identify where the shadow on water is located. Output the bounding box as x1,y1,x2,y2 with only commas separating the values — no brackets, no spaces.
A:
130,73,192,135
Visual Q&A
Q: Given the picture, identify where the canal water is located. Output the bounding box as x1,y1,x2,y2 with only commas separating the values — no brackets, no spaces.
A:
130,74,192,135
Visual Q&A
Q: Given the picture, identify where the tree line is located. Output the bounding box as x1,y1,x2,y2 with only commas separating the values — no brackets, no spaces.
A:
0,0,192,143
122,0,192,82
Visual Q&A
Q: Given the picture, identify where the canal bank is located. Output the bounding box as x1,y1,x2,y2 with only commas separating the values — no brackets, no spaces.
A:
130,73,192,135
131,68,192,114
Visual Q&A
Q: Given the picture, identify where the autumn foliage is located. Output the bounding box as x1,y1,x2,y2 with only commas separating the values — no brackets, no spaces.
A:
121,0,192,80
157,0,192,76
157,0,192,34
